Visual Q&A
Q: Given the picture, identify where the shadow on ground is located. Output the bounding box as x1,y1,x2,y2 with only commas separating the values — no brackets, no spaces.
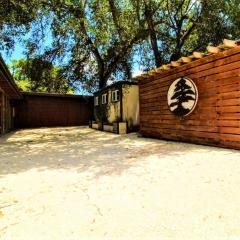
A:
0,126,237,178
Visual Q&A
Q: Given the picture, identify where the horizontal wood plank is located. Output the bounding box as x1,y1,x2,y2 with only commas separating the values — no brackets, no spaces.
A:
139,47,240,149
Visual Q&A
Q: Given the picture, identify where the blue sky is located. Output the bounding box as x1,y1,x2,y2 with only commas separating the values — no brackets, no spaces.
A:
2,19,54,67
2,43,25,66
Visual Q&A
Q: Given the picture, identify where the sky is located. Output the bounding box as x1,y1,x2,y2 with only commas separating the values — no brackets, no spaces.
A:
2,43,25,66
2,23,53,66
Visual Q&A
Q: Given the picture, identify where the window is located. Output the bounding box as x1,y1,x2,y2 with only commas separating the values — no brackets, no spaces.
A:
112,90,120,102
102,93,107,104
94,96,99,106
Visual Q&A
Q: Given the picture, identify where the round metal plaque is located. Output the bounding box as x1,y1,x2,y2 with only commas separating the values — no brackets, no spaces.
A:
167,77,198,116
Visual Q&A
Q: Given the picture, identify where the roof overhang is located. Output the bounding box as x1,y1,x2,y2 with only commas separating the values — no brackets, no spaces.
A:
0,55,22,99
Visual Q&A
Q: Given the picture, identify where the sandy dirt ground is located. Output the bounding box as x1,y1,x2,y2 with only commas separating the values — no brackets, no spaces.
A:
1,127,240,240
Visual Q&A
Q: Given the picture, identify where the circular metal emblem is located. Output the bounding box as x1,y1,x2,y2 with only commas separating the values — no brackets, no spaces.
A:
167,77,198,116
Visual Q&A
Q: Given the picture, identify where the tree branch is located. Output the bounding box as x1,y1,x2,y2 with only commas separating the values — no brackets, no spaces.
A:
108,0,124,40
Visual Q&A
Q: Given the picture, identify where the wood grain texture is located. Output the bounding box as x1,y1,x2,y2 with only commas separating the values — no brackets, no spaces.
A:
14,93,93,128
139,47,240,149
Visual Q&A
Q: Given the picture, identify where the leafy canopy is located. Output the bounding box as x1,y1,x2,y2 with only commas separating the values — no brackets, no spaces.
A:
1,0,240,92
12,58,73,93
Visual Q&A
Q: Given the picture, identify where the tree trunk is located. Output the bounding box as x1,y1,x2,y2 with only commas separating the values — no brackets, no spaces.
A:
149,29,162,67
144,4,162,67
98,72,107,89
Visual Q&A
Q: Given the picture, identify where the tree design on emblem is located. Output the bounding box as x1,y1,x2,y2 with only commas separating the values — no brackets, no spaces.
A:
170,78,196,116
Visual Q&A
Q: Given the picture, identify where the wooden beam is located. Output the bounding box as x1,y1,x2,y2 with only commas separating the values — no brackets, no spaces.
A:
181,56,193,63
162,64,171,70
134,39,239,81
135,76,146,81
171,61,182,67
222,39,239,48
193,51,204,59
133,75,145,81
128,40,238,82
141,73,149,78
155,67,163,73
207,46,220,54
148,70,157,76
137,77,145,81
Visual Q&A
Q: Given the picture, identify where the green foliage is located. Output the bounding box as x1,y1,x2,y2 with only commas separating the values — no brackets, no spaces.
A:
0,0,46,50
94,104,110,123
135,0,240,68
1,0,240,91
12,58,73,93
16,80,30,91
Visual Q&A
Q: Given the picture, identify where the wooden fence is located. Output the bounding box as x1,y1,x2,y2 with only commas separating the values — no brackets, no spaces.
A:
138,46,240,149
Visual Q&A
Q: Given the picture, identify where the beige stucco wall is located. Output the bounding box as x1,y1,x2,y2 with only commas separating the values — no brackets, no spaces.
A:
94,84,139,131
122,85,139,129
107,91,121,123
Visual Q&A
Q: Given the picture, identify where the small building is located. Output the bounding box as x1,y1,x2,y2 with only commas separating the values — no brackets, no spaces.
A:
135,39,240,150
0,56,21,134
91,81,139,134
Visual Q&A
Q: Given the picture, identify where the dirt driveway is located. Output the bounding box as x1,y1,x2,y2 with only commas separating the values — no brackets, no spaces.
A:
1,127,240,240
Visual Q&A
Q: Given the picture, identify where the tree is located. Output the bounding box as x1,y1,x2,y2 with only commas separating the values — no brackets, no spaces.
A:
0,0,45,51
142,0,164,67
1,0,240,92
24,0,150,91
12,57,73,93
170,78,195,116
135,0,240,69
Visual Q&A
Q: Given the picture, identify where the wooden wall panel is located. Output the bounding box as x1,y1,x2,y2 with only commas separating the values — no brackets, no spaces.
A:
0,89,14,134
14,93,93,129
139,47,240,150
